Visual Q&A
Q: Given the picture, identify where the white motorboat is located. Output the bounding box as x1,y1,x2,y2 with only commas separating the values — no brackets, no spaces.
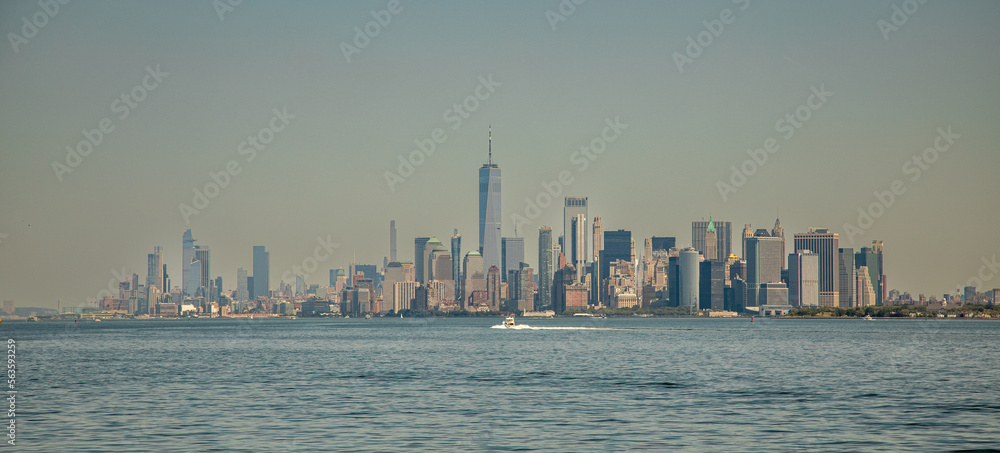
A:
503,316,516,328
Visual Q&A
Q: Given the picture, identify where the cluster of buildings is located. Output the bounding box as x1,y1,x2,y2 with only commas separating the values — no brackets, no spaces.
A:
69,131,998,318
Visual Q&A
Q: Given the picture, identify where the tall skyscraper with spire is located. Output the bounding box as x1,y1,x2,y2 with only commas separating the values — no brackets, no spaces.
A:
705,217,718,261
772,216,785,270
693,218,731,262
479,126,501,277
592,216,603,264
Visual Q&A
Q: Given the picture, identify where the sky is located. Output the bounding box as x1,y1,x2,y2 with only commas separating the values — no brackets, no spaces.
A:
1,0,998,309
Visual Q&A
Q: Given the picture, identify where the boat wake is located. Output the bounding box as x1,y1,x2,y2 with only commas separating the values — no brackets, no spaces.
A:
490,324,534,329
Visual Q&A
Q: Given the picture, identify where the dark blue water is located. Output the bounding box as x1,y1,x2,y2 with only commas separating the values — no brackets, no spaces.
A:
4,317,999,452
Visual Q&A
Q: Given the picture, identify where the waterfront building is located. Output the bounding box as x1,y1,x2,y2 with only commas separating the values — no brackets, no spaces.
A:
793,228,840,307
788,250,819,307
479,127,502,276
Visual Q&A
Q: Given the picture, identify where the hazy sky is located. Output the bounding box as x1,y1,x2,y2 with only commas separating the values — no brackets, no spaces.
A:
2,1,998,308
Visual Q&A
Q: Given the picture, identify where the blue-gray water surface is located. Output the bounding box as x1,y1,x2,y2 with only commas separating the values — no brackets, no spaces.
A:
4,317,999,452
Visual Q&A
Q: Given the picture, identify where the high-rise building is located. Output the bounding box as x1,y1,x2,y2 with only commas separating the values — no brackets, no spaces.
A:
693,219,732,262
772,217,785,270
389,220,397,262
742,224,754,260
758,283,790,308
486,266,501,311
745,229,784,307
856,266,876,307
651,237,676,252
462,251,486,308
515,262,535,312
592,216,603,263
384,261,414,311
147,246,163,292
856,241,885,305
838,248,855,307
392,281,419,312
704,217,718,262
699,259,725,310
2,300,14,315
601,229,633,281
538,226,553,311
236,267,249,301
253,245,269,299
570,214,586,281
195,248,210,292
355,264,381,290
186,259,202,297
451,232,462,302
793,229,840,307
329,268,344,286
788,250,819,307
295,275,305,296
414,237,430,284
182,229,196,296
563,197,588,258
679,248,700,310
551,265,575,314
501,237,524,283
479,127,501,277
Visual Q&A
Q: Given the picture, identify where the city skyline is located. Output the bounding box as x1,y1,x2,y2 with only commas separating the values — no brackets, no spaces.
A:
1,2,999,308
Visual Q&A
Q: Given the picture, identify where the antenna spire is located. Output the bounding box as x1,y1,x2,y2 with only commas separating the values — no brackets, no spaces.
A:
488,125,492,165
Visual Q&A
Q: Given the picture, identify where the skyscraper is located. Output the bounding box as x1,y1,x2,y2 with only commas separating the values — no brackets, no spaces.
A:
856,266,877,307
462,251,485,307
772,217,785,270
486,265,501,311
679,248,700,310
601,230,633,281
856,241,885,305
592,216,603,263
699,259,725,310
253,245,269,299
451,232,462,302
742,224,753,260
182,229,196,296
479,127,502,277
389,220,397,262
704,217,718,262
563,197,588,259
414,237,430,284
788,250,819,307
187,259,202,297
650,237,676,252
746,229,783,307
793,229,840,307
501,237,524,283
195,248,210,292
538,226,553,311
693,219,732,262
147,246,163,292
570,214,586,281
422,237,443,284
236,267,249,301
838,248,855,308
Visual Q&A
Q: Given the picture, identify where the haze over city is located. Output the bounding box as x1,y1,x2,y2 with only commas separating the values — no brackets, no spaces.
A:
1,1,999,309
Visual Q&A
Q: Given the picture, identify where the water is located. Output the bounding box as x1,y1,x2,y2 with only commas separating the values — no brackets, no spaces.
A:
4,317,999,452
